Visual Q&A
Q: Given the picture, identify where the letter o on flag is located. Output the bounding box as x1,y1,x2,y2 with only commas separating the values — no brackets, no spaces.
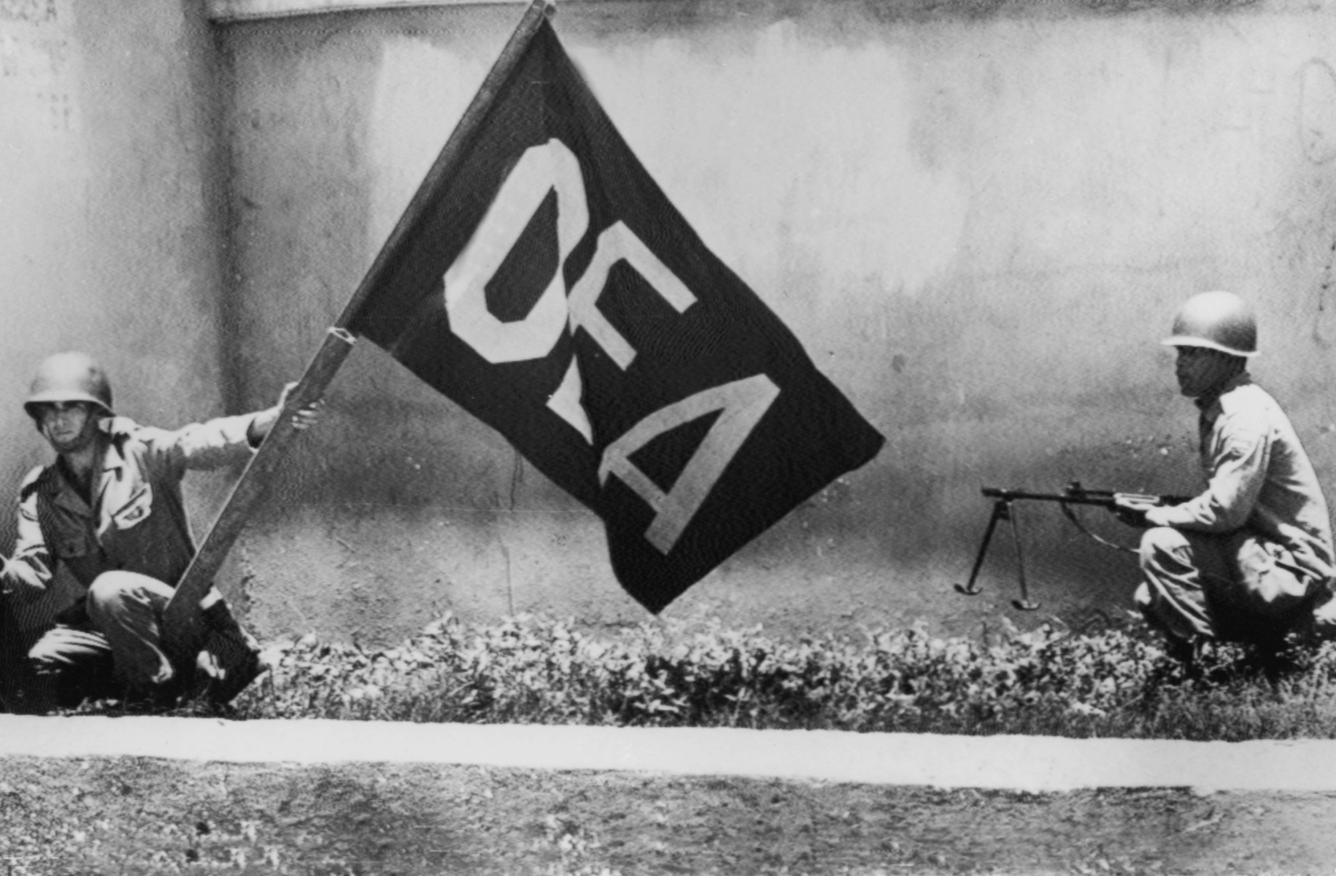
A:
444,139,589,363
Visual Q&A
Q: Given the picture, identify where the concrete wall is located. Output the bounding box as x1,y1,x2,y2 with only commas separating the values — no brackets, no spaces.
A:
0,0,238,634
207,1,1336,643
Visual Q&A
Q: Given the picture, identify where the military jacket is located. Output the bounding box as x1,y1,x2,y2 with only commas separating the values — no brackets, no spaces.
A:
0,414,258,601
1157,375,1335,579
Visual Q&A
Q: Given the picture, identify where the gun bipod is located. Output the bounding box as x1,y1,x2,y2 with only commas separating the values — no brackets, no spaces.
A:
954,494,1040,611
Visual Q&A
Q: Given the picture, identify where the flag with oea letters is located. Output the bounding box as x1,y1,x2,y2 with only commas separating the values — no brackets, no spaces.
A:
346,16,885,613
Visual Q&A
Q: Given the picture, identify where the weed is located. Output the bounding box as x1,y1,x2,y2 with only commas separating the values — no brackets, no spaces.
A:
227,613,1336,740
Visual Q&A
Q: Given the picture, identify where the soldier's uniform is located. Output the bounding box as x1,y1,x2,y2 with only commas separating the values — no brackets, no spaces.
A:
1,354,264,710
1137,375,1334,644
1132,292,1335,652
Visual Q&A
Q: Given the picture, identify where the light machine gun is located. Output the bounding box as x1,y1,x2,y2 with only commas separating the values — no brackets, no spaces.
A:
955,482,1184,611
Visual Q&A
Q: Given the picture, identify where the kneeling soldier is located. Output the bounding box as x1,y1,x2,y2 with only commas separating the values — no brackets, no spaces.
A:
1,352,320,711
1116,292,1334,660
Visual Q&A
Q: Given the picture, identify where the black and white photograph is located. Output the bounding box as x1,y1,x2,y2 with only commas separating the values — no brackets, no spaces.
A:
2,0,1336,872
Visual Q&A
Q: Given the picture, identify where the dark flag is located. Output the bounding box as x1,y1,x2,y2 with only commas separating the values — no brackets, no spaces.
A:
344,3,885,612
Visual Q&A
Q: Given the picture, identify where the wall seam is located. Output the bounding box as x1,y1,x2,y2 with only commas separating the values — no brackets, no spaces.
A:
207,0,529,23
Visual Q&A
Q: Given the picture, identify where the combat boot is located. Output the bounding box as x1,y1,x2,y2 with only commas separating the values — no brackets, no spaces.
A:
194,600,267,706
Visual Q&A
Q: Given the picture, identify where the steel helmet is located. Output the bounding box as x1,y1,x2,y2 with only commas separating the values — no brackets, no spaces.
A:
1161,290,1258,357
23,352,114,420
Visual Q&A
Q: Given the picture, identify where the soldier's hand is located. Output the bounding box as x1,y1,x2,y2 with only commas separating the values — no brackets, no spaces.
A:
1111,495,1154,528
275,381,324,431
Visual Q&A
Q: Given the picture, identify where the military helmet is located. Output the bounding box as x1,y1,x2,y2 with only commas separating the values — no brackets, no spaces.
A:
1161,290,1258,357
23,352,114,420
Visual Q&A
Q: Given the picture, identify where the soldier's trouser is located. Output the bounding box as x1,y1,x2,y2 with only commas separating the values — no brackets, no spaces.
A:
1135,527,1316,645
27,570,257,706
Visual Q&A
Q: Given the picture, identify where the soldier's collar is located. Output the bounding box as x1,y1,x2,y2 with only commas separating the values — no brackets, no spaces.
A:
95,418,127,475
1194,372,1251,413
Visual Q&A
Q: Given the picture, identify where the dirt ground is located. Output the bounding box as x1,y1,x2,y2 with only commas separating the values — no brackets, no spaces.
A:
0,756,1334,875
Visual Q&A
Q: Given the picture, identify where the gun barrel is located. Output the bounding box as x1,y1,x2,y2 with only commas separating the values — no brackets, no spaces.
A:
980,486,1118,505
980,486,1183,506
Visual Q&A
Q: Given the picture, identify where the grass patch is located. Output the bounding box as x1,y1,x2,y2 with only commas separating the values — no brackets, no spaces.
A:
225,613,1336,741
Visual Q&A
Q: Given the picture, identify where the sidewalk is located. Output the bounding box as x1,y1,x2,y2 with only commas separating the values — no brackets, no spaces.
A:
3,714,1335,792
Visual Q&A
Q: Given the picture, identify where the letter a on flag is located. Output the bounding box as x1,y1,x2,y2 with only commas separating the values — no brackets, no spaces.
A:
343,1,885,613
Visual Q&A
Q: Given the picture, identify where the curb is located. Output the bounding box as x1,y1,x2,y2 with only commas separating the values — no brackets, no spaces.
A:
2,715,1335,792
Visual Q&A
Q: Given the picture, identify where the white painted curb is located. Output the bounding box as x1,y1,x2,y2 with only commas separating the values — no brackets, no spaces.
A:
2,715,1335,792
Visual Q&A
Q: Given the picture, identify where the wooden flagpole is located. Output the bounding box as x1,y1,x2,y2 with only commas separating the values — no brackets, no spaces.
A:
162,0,558,658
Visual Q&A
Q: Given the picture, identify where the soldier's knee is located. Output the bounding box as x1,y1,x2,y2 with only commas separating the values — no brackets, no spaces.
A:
1139,525,1186,563
27,638,59,673
26,631,86,676
86,570,168,616
86,571,137,613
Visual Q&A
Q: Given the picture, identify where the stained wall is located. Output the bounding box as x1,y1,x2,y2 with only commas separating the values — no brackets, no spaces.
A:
0,0,235,637
219,0,1336,644
11,0,1336,647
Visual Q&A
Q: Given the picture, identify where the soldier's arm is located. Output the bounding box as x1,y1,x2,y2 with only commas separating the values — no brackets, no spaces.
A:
0,479,55,600
1147,415,1267,532
141,383,323,475
243,382,322,447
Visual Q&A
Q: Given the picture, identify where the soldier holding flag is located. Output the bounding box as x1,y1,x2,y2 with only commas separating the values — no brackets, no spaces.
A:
1,352,321,712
